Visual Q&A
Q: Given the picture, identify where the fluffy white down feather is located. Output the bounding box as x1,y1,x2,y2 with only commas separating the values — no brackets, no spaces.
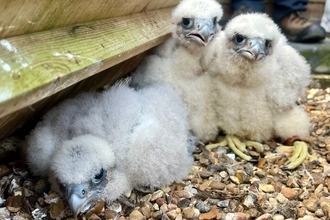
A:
205,13,311,142
131,0,223,143
26,81,193,203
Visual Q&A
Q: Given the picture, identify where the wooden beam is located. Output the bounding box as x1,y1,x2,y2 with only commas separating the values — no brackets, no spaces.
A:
0,8,172,119
0,0,180,38
0,53,148,140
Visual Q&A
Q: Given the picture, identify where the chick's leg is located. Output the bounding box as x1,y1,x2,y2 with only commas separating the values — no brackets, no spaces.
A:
206,134,263,162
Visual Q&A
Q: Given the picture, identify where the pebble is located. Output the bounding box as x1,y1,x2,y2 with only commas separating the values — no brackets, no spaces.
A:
49,199,64,219
224,212,247,220
151,189,164,201
195,200,211,213
166,208,180,219
173,190,193,199
182,207,199,219
199,210,216,220
209,181,225,190
129,209,144,220
0,207,10,218
281,187,299,199
272,214,285,220
258,184,275,193
303,195,319,212
6,195,23,212
276,193,288,204
0,165,11,178
177,198,190,209
229,176,240,185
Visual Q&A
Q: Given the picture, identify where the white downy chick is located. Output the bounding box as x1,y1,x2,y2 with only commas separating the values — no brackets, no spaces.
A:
131,0,223,143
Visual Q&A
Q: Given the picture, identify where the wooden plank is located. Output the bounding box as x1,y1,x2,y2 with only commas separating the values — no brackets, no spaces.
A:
0,53,148,140
0,8,172,119
0,0,180,38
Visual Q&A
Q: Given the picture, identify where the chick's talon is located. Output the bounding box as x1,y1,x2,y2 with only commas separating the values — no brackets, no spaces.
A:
226,135,252,161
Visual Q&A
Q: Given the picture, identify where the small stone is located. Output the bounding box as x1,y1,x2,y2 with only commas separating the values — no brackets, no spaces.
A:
0,207,10,218
85,201,104,219
6,195,23,212
235,170,249,184
276,193,288,204
199,171,212,179
229,176,240,185
286,176,299,188
88,213,101,220
129,209,144,220
258,184,275,193
156,197,167,207
151,190,164,201
153,203,159,211
315,208,325,217
272,214,284,220
224,212,247,220
49,199,64,219
166,209,178,219
0,164,11,178
182,207,199,219
216,199,230,208
160,204,168,213
140,193,152,203
175,213,183,220
209,181,225,190
105,208,119,219
173,190,193,199
161,185,171,193
177,198,190,209
303,195,319,212
34,179,49,195
219,171,228,178
199,210,216,220
195,200,211,213
281,187,298,199
31,208,47,219
315,184,324,195
255,213,272,220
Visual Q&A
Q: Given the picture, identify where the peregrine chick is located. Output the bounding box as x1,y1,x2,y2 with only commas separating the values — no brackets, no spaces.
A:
131,0,223,143
205,13,312,169
26,81,194,217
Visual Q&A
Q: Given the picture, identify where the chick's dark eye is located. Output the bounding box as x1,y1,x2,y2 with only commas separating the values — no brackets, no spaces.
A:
181,18,193,28
234,34,245,43
213,17,217,25
265,39,271,48
93,168,105,184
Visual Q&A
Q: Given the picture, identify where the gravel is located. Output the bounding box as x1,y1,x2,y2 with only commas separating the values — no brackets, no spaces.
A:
1,82,330,220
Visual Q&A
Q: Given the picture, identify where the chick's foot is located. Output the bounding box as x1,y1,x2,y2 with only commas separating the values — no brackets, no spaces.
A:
276,141,318,170
206,134,263,162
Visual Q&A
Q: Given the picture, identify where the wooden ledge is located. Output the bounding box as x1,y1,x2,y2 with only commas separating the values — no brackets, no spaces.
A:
0,8,173,119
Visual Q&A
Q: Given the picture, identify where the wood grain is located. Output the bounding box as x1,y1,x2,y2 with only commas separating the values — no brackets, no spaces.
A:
0,8,172,118
0,0,180,38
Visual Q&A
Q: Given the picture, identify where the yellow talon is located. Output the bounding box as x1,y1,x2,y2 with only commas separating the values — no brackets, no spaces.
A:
226,135,252,161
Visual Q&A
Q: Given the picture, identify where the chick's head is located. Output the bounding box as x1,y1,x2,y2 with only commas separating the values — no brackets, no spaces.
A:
172,0,223,47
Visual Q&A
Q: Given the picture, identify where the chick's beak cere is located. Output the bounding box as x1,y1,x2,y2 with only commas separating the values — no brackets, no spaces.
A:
67,183,96,218
188,19,215,45
240,38,266,61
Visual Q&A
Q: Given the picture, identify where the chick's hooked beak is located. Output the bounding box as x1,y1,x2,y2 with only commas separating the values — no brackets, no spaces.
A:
185,18,216,45
67,183,98,218
239,38,267,61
